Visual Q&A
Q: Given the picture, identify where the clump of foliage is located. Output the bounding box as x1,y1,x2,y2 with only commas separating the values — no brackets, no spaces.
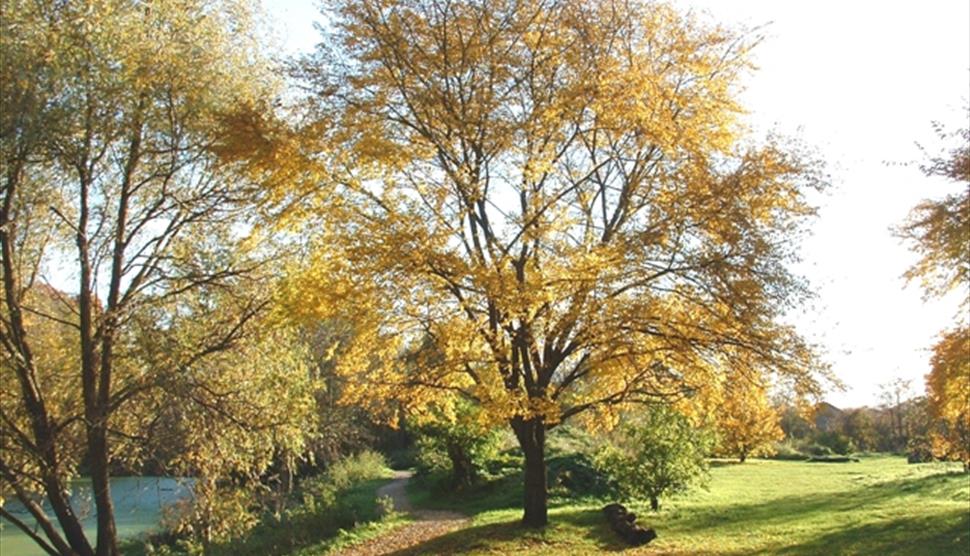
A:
548,453,610,497
925,327,969,470
715,379,784,462
595,406,713,511
136,451,392,556
412,403,505,489
302,450,392,502
813,431,855,456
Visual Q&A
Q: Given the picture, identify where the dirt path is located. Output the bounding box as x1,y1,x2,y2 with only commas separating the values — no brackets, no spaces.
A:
333,470,468,555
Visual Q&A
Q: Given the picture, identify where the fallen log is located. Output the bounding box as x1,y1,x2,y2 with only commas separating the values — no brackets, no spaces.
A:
603,503,657,546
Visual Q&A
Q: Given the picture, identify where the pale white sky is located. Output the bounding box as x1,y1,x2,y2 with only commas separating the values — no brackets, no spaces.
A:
268,1,970,408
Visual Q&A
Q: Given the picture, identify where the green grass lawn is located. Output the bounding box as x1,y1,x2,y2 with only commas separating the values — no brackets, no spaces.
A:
403,455,969,555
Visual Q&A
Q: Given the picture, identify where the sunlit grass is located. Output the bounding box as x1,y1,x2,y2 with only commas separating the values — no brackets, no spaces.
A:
402,455,969,555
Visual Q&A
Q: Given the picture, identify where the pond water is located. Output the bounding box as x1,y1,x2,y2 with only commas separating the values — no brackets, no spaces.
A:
0,477,192,556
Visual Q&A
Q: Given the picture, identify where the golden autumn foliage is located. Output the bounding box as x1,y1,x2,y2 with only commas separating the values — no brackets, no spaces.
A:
271,0,828,526
715,377,784,462
926,327,969,469
899,122,970,301
899,117,969,471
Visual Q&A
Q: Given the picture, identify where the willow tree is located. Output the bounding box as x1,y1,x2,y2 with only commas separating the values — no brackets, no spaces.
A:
0,1,314,555
289,0,824,526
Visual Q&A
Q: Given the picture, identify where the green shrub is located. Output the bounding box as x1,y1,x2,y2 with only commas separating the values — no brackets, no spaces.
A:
814,431,855,455
412,407,504,488
131,452,391,556
595,406,713,511
770,441,810,461
805,443,834,456
548,453,610,497
323,450,390,490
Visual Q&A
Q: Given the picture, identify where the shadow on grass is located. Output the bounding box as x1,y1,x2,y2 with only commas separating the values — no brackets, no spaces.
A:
671,471,968,535
772,509,970,556
709,459,745,467
384,507,629,555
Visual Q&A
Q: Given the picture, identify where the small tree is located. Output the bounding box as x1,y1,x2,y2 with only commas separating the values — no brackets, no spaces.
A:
413,406,502,489
595,406,712,511
841,409,878,452
716,379,783,462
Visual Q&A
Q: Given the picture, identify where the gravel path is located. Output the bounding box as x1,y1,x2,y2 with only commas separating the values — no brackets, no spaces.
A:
333,470,468,556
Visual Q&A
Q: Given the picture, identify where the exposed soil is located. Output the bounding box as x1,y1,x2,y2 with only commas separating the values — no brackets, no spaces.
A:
333,470,468,556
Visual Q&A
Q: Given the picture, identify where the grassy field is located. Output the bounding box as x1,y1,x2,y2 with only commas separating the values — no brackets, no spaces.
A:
399,455,969,555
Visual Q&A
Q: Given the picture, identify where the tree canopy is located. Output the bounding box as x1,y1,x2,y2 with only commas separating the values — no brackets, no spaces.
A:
276,0,828,526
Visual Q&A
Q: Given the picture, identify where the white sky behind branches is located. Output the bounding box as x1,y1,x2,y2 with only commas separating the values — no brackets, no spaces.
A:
267,0,968,407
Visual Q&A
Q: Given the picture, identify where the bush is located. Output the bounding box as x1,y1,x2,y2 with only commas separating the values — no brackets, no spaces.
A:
595,406,713,511
814,431,855,455
548,453,610,497
770,440,810,461
412,407,504,488
133,452,392,556
806,443,835,457
321,450,390,491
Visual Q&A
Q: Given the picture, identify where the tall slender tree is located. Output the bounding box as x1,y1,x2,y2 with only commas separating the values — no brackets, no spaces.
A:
0,1,310,554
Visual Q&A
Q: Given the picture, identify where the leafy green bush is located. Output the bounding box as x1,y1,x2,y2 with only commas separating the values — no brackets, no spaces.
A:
412,406,505,488
770,440,810,461
595,406,713,511
548,453,610,497
132,451,391,556
814,431,855,455
318,450,390,492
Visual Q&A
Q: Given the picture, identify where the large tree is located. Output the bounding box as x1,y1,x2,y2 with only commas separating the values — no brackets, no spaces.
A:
0,1,314,554
284,0,825,526
899,116,969,470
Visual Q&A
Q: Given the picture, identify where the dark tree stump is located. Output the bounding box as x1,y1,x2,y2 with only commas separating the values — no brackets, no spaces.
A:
603,503,657,546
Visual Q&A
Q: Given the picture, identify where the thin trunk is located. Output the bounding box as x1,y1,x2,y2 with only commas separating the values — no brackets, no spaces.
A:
650,496,659,511
447,441,475,489
2,163,95,556
90,111,141,556
90,424,119,556
513,417,547,527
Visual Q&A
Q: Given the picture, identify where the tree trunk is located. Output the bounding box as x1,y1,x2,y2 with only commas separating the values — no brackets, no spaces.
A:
739,452,747,463
650,496,659,511
41,475,94,556
513,417,548,527
1,171,95,556
447,441,475,489
89,423,119,556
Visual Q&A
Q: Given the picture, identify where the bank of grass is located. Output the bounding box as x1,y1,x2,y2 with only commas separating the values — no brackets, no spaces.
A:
404,455,969,555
